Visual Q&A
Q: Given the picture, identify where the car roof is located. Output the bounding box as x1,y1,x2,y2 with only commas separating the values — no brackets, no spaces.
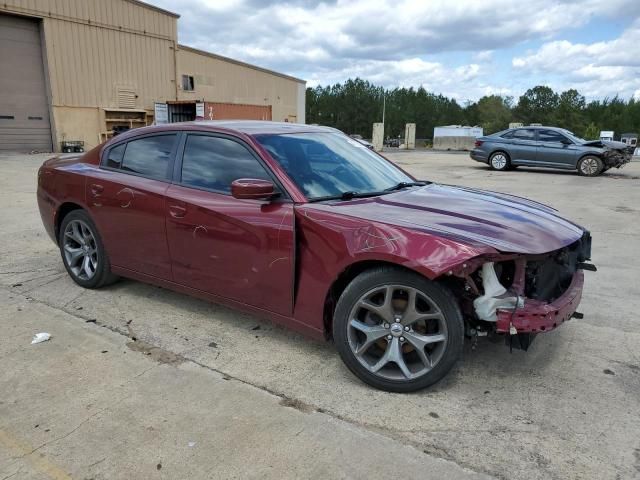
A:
110,121,339,144
509,126,566,131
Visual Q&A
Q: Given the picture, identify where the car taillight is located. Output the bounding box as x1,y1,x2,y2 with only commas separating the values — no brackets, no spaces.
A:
474,140,484,147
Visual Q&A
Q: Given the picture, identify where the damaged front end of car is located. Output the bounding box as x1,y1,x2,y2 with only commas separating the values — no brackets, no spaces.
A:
583,140,634,169
448,231,595,350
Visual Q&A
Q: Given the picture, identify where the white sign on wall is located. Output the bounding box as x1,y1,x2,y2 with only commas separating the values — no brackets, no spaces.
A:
196,102,205,120
154,102,168,124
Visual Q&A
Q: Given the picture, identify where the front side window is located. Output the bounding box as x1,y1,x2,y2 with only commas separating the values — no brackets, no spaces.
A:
512,129,536,140
255,132,414,200
120,134,176,179
539,130,568,143
181,135,272,194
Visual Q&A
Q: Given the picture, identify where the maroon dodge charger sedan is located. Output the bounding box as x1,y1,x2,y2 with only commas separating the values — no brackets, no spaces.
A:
37,121,594,392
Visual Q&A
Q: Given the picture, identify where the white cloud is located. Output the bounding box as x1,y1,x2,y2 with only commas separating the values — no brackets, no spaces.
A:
147,0,640,100
512,19,640,98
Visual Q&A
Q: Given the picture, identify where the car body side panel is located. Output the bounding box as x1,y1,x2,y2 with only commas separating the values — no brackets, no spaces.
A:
164,183,295,317
291,206,495,332
536,141,578,168
82,166,173,280
502,134,538,164
37,156,95,243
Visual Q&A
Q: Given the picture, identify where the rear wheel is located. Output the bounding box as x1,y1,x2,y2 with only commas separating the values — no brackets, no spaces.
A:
578,156,603,177
333,267,464,392
489,151,510,171
59,210,118,289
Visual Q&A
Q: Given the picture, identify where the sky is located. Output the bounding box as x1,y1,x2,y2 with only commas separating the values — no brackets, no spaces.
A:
146,0,640,103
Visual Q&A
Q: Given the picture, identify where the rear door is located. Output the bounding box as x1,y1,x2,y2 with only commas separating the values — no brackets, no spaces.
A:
165,133,294,316
536,129,578,168
505,129,538,164
86,133,179,279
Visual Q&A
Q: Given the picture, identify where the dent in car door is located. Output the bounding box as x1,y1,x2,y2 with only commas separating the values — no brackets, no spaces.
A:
86,134,178,279
165,133,294,316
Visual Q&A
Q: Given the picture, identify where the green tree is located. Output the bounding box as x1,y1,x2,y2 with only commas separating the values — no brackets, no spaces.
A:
306,80,640,141
555,89,586,133
466,95,512,134
583,122,599,140
515,86,559,125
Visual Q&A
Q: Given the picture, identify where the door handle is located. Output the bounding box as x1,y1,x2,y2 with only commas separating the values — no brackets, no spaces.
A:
90,183,104,196
169,205,187,218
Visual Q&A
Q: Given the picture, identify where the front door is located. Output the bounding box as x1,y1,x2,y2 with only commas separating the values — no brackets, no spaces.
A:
536,129,578,168
165,133,294,316
86,133,178,279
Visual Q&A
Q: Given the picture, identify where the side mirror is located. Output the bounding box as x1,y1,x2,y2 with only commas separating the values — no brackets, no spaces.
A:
231,178,276,200
560,138,572,145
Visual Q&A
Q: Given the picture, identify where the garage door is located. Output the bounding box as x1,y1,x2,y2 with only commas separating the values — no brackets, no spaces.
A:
0,14,52,152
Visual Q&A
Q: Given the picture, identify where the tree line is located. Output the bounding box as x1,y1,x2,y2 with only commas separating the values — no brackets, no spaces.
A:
305,79,640,140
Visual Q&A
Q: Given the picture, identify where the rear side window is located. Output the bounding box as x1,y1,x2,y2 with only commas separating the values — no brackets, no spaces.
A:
501,131,514,139
105,143,125,169
511,129,535,140
121,135,177,179
180,135,272,194
539,130,567,143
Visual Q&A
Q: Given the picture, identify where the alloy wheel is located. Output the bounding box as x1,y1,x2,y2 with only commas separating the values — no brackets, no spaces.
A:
347,285,448,381
491,153,507,170
580,157,599,175
63,219,99,281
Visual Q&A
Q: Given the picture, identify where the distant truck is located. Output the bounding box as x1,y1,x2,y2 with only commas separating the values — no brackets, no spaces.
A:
600,131,614,141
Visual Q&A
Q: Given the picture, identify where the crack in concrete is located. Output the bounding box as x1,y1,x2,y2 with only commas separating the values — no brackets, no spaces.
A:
2,286,494,479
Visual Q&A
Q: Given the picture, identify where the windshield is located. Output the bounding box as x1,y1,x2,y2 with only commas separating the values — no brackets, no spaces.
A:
561,129,587,143
255,132,414,200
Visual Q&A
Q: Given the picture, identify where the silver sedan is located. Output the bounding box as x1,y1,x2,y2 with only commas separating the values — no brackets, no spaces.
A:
470,126,632,176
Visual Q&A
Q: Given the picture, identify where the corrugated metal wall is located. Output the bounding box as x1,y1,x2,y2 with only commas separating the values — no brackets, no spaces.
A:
0,1,306,151
2,0,178,109
177,46,302,123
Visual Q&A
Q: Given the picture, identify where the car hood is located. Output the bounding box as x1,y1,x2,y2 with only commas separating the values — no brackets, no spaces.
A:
581,139,627,150
304,184,585,254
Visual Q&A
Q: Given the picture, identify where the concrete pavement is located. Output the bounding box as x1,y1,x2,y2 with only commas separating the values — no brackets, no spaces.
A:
1,151,639,479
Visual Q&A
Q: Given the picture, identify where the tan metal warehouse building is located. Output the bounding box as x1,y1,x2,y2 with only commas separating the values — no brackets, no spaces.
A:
0,0,306,153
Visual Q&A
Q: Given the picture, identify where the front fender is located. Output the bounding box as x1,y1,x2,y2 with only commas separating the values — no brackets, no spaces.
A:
291,206,495,333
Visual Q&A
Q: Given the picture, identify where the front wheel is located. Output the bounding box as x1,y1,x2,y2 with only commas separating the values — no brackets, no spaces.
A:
333,267,464,392
577,156,603,177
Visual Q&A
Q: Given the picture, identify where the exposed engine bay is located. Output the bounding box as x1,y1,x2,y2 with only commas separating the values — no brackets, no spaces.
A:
450,231,594,350
582,140,634,169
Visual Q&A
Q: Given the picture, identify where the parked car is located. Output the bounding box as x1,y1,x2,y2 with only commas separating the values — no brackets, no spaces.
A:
38,121,594,392
470,126,633,176
349,134,374,150
385,136,401,148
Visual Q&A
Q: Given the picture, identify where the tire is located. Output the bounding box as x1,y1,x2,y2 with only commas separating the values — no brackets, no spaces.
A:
58,210,118,289
577,156,603,177
333,267,464,392
489,151,510,171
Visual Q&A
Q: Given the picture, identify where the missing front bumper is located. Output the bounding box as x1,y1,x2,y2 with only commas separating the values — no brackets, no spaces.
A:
495,270,584,334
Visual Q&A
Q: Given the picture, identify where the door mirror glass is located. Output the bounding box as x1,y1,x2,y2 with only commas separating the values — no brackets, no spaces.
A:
231,178,276,200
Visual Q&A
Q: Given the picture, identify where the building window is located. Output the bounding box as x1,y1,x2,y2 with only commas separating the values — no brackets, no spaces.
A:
182,75,195,91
